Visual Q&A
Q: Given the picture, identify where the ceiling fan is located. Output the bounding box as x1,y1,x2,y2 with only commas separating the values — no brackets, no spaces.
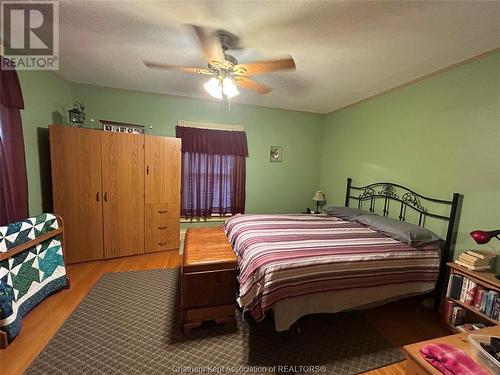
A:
143,25,296,100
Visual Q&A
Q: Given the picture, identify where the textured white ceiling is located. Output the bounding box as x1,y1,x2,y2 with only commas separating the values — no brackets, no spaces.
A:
57,0,500,114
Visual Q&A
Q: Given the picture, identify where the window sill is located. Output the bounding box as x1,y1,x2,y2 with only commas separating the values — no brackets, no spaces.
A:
180,216,232,223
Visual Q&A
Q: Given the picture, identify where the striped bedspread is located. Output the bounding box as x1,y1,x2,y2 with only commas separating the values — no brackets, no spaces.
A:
224,214,440,321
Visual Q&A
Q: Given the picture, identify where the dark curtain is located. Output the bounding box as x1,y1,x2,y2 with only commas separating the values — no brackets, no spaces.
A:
0,57,29,226
176,126,248,218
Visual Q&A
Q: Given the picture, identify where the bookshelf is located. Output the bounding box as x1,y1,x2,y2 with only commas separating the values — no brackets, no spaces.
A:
448,298,498,326
444,262,500,332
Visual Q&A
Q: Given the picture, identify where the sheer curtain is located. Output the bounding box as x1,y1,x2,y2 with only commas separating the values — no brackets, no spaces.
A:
176,126,248,218
0,57,29,225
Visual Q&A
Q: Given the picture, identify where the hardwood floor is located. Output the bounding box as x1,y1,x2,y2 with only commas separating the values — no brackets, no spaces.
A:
0,250,449,375
362,300,449,374
0,250,181,375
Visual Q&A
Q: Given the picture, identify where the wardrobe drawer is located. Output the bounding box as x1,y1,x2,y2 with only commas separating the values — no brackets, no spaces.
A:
145,219,180,252
145,203,179,221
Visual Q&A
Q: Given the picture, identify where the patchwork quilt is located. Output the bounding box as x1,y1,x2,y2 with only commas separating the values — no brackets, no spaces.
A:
0,213,68,342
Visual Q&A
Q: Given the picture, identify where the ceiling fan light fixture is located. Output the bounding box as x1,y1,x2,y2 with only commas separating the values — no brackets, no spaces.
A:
222,77,239,99
203,77,223,99
144,26,296,99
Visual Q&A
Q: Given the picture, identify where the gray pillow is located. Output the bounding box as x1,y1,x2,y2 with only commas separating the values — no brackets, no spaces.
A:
356,214,442,247
325,206,376,221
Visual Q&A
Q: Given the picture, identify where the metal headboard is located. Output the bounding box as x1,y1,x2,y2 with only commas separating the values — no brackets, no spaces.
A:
345,177,463,305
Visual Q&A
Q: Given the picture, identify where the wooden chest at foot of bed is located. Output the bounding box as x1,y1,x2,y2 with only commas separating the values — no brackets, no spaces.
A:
180,227,237,333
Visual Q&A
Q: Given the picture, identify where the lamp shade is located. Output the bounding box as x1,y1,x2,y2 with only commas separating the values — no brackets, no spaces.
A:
222,77,239,99
312,191,325,202
203,77,223,99
470,230,500,244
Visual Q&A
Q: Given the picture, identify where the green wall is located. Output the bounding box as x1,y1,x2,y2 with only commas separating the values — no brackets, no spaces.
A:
17,74,324,216
18,71,74,215
71,84,324,215
319,52,500,260
17,52,500,260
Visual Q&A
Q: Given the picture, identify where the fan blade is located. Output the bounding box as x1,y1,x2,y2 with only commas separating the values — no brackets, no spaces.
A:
189,25,225,63
234,58,295,76
234,76,272,94
143,61,210,74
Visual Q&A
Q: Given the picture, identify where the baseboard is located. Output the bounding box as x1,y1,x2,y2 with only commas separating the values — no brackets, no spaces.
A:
179,229,187,255
180,229,187,241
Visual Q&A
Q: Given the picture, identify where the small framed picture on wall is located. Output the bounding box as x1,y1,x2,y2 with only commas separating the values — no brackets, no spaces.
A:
269,146,282,162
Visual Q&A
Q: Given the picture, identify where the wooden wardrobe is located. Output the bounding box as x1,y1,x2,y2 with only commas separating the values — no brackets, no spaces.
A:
49,126,181,263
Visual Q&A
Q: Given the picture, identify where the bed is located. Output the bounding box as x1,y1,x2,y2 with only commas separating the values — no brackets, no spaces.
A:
224,178,462,331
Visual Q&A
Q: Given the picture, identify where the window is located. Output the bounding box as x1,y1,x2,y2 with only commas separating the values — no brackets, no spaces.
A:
176,126,247,219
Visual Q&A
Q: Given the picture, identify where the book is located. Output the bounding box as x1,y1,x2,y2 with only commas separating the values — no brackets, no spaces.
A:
464,280,477,305
480,291,489,313
446,273,454,298
450,306,466,326
454,260,491,271
471,323,486,330
466,250,497,260
491,297,500,320
473,288,485,309
443,300,455,323
485,291,499,317
459,277,470,302
456,308,467,326
455,324,470,332
456,323,488,331
450,274,464,300
450,306,460,326
459,253,492,266
455,323,486,332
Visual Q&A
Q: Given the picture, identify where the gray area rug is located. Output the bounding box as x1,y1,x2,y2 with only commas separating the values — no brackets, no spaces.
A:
27,269,404,374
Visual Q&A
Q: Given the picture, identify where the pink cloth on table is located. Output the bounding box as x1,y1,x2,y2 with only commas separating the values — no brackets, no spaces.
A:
420,343,489,375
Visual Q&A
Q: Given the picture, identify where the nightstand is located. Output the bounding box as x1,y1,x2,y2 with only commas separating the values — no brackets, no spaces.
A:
403,325,500,375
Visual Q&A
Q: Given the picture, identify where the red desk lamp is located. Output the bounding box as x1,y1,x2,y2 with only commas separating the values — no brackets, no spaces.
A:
470,229,500,279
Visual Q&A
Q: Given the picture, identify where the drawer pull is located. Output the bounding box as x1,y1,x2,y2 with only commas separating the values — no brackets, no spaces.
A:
158,210,168,214
158,226,167,230
158,241,168,246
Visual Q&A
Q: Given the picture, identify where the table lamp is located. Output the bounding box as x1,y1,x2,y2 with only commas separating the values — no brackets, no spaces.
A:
312,191,325,214
470,229,500,280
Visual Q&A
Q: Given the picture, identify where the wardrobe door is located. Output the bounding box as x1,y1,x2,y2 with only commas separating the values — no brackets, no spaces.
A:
145,136,181,204
50,126,104,263
101,132,145,258
144,136,181,253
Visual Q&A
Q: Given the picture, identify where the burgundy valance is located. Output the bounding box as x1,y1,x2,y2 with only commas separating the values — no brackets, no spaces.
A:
176,126,248,157
0,56,24,109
